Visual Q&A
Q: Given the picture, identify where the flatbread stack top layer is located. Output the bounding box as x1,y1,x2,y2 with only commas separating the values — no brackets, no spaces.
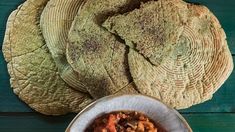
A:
2,0,233,115
103,0,234,108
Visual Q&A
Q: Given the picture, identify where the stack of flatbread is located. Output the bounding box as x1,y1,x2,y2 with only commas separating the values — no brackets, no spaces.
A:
2,0,233,115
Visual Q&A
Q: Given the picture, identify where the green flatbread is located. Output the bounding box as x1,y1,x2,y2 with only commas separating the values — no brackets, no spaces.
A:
40,0,88,92
103,0,233,109
2,0,92,115
66,0,140,98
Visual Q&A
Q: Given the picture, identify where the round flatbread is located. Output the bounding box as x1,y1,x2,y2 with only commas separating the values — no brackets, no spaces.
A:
103,0,184,66
40,0,88,92
66,0,139,98
2,0,92,115
103,0,233,109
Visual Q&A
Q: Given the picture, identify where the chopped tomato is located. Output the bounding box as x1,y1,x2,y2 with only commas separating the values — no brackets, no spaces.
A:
86,111,166,132
106,114,117,132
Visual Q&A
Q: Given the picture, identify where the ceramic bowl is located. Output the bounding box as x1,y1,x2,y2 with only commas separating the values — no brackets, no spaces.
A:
66,94,192,132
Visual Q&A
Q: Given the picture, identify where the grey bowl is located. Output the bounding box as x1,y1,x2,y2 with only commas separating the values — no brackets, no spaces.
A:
66,94,192,132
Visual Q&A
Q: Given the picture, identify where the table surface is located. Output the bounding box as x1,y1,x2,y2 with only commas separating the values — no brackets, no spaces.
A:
0,0,235,132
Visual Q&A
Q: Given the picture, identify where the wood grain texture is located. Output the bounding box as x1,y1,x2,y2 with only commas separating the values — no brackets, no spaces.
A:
0,0,234,54
183,113,235,132
0,113,75,132
0,0,234,113
0,0,40,113
0,56,234,113
0,113,235,132
0,0,235,131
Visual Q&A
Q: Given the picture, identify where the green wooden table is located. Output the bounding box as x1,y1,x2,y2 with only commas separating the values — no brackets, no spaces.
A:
0,0,235,131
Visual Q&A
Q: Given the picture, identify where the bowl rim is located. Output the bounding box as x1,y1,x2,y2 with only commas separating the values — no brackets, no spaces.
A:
65,94,192,132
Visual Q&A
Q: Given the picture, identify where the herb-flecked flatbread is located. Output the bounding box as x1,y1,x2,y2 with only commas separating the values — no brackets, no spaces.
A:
103,0,233,109
66,0,141,98
2,0,92,115
40,0,88,92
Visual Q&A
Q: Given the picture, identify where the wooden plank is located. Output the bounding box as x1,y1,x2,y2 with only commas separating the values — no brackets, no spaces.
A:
1,56,234,112
0,113,75,132
0,0,235,112
0,54,32,112
0,2,31,111
0,113,235,132
0,0,234,53
183,113,235,132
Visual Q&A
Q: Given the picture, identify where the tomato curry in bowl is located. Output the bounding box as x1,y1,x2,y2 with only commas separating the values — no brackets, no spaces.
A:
85,111,166,132
66,95,192,132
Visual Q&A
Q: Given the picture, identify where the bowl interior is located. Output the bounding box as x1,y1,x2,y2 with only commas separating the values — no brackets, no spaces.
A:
66,95,191,132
